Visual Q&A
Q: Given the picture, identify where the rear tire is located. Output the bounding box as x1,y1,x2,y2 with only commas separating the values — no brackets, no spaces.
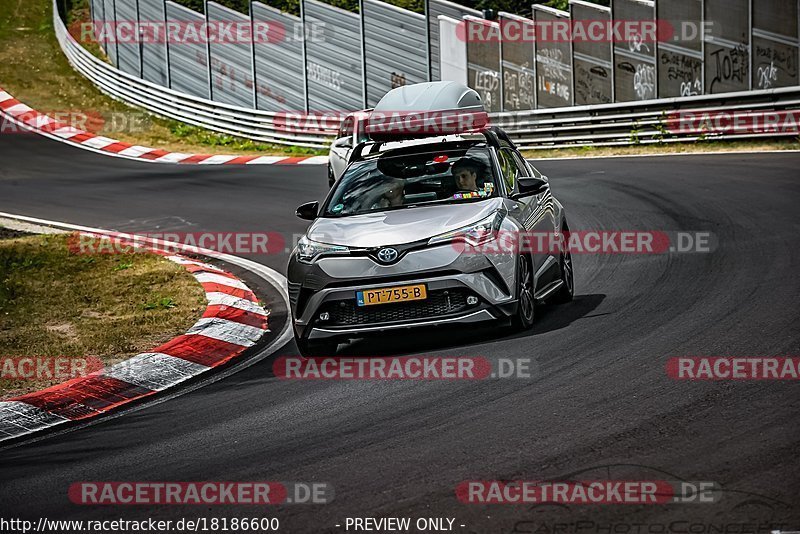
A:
511,254,535,330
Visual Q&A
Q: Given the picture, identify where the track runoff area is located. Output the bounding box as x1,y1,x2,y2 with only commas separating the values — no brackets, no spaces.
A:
0,35,798,534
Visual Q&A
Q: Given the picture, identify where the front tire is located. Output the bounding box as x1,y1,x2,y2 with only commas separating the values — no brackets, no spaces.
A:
295,336,338,358
552,249,574,303
552,223,574,303
511,254,535,330
294,324,338,357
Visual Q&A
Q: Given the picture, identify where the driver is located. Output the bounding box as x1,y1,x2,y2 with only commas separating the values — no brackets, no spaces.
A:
372,177,405,209
451,158,484,192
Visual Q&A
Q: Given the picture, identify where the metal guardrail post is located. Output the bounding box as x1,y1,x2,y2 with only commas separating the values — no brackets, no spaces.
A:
748,0,753,91
498,17,505,112
112,0,119,67
135,0,143,79
300,0,310,113
530,8,536,109
204,0,213,101
248,0,258,109
163,0,171,88
700,0,705,93
424,0,432,82
568,8,575,108
609,0,615,103
359,0,368,108
99,0,106,54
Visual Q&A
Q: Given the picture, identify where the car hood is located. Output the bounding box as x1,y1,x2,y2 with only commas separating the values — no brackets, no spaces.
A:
307,198,504,248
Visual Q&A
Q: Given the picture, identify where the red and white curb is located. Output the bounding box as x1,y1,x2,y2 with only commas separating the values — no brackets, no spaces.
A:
0,87,328,165
0,243,270,441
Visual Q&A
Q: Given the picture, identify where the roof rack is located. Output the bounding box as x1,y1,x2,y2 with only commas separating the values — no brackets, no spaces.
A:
349,129,502,164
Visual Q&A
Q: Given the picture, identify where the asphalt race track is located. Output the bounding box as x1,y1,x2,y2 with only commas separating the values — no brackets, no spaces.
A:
1,132,799,531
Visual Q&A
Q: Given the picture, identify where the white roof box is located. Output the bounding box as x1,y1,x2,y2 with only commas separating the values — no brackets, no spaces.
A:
374,81,485,113
366,81,489,142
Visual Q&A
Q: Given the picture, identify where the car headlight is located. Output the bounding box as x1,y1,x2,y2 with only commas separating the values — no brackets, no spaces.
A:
428,212,504,247
296,235,350,263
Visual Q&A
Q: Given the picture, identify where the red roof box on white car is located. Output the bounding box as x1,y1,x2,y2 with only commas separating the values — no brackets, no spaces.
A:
366,81,489,142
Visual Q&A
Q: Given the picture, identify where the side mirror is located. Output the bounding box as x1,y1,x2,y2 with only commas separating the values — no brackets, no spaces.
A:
333,136,352,148
513,176,549,199
296,201,319,220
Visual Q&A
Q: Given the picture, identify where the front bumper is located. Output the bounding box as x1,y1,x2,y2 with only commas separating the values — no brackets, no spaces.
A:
288,243,518,341
308,308,498,340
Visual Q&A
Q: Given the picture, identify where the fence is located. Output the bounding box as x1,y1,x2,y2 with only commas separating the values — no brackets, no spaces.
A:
85,0,800,114
61,0,800,148
56,0,334,147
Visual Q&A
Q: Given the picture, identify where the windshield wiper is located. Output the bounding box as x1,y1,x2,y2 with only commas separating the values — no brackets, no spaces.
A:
324,196,491,217
403,196,490,209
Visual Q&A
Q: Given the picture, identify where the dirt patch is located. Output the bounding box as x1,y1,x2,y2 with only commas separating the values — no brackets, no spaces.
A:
0,227,30,240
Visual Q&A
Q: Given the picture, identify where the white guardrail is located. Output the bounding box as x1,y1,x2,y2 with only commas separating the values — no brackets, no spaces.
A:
54,0,800,151
54,0,334,148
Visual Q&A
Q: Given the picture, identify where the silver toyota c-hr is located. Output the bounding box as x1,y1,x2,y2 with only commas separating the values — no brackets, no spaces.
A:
288,126,574,356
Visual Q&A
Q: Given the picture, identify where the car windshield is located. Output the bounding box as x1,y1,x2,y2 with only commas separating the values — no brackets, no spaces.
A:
323,143,499,217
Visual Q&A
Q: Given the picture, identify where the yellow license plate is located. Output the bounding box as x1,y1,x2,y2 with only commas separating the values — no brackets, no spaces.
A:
356,284,427,306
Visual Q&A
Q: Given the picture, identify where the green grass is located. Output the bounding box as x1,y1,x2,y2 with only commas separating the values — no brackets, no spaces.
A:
522,138,800,159
2,0,791,159
0,232,206,399
0,0,324,156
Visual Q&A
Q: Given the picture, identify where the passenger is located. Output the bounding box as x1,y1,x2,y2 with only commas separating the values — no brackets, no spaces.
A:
451,158,484,192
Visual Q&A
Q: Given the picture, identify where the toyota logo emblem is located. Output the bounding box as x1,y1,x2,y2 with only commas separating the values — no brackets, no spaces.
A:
376,247,399,264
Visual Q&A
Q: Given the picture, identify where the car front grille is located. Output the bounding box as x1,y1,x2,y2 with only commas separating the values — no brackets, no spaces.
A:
318,288,473,327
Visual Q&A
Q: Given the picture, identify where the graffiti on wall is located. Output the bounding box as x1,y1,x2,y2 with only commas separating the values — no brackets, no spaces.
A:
537,47,571,102
708,43,749,92
503,65,534,110
754,43,798,89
